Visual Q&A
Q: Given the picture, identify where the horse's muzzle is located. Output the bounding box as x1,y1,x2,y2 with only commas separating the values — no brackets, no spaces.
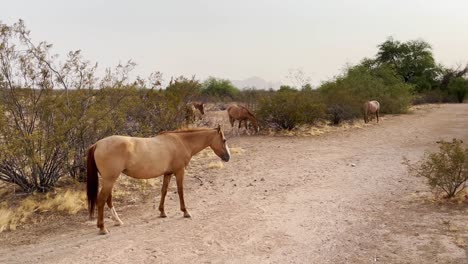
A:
221,154,230,162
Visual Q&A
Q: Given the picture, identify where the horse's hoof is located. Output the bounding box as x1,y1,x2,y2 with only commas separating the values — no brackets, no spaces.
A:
160,214,167,218
184,213,192,218
99,228,109,235
114,220,123,226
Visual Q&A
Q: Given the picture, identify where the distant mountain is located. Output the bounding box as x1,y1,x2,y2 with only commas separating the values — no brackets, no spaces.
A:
231,76,282,90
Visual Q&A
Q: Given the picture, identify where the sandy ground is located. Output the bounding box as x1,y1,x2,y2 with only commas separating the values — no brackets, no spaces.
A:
1,104,468,264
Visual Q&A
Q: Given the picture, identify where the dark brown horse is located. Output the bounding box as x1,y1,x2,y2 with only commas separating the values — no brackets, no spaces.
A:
227,104,259,133
87,126,230,235
185,102,205,123
363,100,380,123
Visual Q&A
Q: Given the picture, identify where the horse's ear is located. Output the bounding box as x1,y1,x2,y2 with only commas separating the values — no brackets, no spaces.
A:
217,124,221,133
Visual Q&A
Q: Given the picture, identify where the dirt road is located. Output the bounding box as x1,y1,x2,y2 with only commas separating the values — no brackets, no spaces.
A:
1,104,468,263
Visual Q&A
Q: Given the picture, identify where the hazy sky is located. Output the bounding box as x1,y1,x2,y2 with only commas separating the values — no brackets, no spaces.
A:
2,0,468,86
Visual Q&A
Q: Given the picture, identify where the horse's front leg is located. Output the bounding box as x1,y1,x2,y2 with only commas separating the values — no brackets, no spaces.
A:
174,169,191,218
158,174,172,218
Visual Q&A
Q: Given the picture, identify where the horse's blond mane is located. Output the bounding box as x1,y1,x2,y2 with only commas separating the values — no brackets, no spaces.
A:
158,127,215,135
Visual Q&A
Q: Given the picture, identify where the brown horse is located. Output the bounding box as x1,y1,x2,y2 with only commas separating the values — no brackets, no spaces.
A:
363,100,380,123
185,102,205,123
87,126,230,235
227,104,259,133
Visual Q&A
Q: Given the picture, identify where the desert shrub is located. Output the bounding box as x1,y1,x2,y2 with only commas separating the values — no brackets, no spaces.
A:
412,89,453,105
256,89,326,130
120,88,187,137
412,139,468,198
320,81,363,125
448,77,468,103
0,20,187,189
236,88,273,112
166,76,202,103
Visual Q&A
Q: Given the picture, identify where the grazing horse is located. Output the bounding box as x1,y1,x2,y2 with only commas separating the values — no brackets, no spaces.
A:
363,100,380,123
87,126,230,235
185,102,205,124
227,104,259,133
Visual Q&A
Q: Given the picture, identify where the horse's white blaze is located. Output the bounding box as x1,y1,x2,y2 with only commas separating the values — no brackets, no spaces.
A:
225,142,231,159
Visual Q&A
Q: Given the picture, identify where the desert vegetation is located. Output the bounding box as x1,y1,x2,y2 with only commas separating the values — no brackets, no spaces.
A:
406,139,468,198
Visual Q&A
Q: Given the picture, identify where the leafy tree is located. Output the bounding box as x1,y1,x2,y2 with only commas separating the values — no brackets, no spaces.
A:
375,37,439,92
278,85,297,93
201,77,240,99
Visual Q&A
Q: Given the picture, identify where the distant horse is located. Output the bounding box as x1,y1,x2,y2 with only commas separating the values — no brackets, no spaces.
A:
87,126,230,235
227,104,259,133
185,102,205,123
363,100,380,123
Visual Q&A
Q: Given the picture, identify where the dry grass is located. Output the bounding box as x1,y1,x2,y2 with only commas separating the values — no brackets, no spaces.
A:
207,161,224,169
0,188,86,233
0,206,13,232
408,104,441,113
454,236,466,248
229,147,245,155
38,190,86,214
266,120,370,137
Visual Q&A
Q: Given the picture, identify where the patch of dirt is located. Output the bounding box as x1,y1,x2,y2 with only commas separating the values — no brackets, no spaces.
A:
1,104,468,263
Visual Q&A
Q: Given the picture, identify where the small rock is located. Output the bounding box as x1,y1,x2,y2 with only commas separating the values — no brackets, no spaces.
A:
350,163,356,167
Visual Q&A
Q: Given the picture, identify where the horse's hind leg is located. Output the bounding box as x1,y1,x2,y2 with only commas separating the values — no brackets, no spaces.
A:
96,177,117,235
175,169,191,218
158,174,172,218
107,193,123,226
376,110,379,123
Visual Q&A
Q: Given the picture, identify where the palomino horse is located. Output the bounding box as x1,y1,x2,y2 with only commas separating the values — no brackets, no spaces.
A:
363,100,380,123
227,104,259,133
87,126,230,235
185,102,205,124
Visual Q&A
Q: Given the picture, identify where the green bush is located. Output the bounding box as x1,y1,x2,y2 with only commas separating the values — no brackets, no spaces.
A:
201,77,240,100
257,89,325,130
412,139,468,198
448,77,468,103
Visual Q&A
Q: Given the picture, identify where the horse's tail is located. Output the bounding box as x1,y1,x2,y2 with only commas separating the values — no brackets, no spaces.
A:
87,144,99,219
